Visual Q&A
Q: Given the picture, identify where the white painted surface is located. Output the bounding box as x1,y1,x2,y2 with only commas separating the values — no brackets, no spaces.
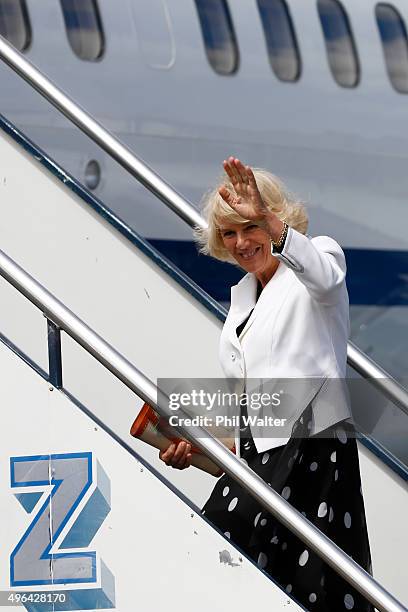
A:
0,342,300,612
0,125,221,505
359,444,408,607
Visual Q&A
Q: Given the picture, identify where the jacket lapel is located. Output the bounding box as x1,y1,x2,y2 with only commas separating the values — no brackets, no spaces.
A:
230,274,258,322
236,263,292,341
226,274,257,350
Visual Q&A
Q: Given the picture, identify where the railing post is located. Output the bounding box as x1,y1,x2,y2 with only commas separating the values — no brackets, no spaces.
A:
47,319,62,389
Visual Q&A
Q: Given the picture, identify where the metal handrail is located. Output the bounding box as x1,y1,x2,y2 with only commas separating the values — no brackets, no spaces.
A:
0,36,407,416
0,36,205,231
0,248,406,612
347,343,408,416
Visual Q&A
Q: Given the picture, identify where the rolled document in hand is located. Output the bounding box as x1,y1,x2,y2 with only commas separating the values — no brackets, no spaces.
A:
130,403,235,477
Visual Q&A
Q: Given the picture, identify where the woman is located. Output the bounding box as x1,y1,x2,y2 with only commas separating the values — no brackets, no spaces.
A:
160,157,373,612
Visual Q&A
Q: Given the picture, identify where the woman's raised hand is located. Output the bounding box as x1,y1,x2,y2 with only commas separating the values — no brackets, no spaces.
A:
219,157,268,222
159,440,192,470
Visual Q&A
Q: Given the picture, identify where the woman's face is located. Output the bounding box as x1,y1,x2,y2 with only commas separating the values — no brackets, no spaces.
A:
219,220,278,283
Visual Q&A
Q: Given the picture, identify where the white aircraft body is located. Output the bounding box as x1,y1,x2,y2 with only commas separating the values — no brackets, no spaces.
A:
0,0,407,380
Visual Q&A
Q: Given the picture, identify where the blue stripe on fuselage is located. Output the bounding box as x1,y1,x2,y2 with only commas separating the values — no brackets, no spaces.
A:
149,239,408,307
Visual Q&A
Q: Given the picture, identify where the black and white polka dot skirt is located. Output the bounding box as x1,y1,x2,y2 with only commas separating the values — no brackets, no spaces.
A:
202,404,374,612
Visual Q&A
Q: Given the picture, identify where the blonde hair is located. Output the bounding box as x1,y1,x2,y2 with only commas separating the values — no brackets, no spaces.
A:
194,168,309,263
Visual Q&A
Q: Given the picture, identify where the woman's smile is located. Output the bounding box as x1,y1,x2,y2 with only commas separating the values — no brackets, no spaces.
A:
238,246,261,260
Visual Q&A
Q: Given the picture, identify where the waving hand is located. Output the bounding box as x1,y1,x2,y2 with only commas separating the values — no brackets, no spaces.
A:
219,157,269,222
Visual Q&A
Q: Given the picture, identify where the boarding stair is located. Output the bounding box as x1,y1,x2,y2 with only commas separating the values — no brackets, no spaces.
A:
0,36,407,612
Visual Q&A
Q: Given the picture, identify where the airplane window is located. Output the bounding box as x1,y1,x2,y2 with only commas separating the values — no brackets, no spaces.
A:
257,0,301,81
60,0,104,61
376,4,408,93
194,0,239,75
0,0,31,51
317,0,359,87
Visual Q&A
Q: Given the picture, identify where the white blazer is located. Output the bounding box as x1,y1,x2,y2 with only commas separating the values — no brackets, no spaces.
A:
219,227,352,453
